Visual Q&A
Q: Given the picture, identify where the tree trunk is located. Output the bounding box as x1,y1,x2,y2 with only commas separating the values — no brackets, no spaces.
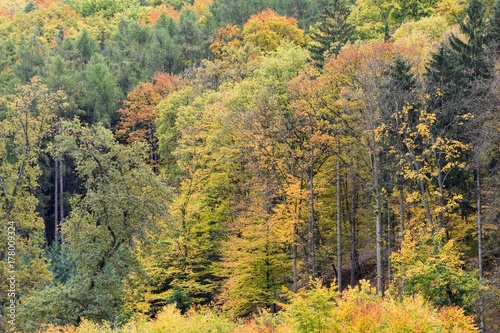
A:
308,165,316,277
350,166,360,287
336,139,342,293
434,150,445,231
477,167,485,332
293,241,298,292
372,150,383,295
399,185,404,242
59,158,64,242
54,159,59,244
387,205,391,285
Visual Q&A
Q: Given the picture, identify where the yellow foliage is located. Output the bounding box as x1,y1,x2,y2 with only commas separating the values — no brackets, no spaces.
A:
242,9,306,52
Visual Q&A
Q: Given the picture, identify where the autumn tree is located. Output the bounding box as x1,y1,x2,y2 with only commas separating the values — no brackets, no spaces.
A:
115,73,180,167
242,9,306,52
0,78,66,331
20,119,169,327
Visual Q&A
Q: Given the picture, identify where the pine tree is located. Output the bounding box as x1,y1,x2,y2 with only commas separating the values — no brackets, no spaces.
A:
309,0,353,68
448,0,490,82
488,0,500,51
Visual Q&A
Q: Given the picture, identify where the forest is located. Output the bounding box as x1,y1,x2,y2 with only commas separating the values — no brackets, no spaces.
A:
0,0,499,332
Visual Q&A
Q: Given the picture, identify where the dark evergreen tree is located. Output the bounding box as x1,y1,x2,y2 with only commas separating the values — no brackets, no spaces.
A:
80,55,121,126
13,25,46,83
154,13,183,74
178,6,211,67
75,29,98,66
209,0,269,27
448,0,490,82
308,0,353,68
488,0,500,51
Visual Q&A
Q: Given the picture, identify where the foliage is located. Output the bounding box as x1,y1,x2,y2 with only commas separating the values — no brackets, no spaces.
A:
41,281,478,332
242,9,306,52
285,279,478,332
392,231,480,313
19,119,170,328
0,0,498,331
66,0,141,19
0,77,64,331
309,0,354,67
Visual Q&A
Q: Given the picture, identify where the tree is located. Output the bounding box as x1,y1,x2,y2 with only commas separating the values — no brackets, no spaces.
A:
308,0,354,67
75,29,97,66
80,55,121,126
488,0,500,51
242,9,306,52
448,0,490,83
178,6,210,67
13,26,46,83
153,14,183,74
392,231,480,313
115,73,180,167
20,119,169,327
0,78,66,331
220,174,291,317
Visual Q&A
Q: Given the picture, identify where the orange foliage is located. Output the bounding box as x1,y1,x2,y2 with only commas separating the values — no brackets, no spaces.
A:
0,7,10,17
210,24,242,59
116,73,181,146
146,4,179,24
35,0,62,7
242,8,305,52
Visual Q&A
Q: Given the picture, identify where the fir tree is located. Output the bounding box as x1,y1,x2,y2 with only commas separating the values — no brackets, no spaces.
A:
448,0,490,82
488,0,500,51
308,0,353,68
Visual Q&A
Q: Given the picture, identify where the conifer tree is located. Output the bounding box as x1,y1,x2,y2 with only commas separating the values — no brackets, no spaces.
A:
308,0,354,67
488,0,500,51
448,0,490,82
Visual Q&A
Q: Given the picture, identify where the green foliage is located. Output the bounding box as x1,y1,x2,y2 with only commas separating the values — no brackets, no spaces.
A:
448,0,491,82
285,281,338,333
67,0,141,19
80,55,121,126
19,119,170,327
13,26,46,83
75,29,98,65
45,243,76,284
0,0,497,330
393,15,449,43
309,0,354,67
0,77,65,331
349,0,440,40
392,231,480,313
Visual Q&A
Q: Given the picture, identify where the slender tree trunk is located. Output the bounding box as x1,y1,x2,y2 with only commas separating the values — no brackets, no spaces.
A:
387,205,391,285
54,158,59,244
372,149,383,295
293,178,304,292
59,158,64,242
336,139,342,293
350,166,360,287
293,241,298,292
435,156,445,231
399,185,404,241
308,165,316,277
477,167,484,332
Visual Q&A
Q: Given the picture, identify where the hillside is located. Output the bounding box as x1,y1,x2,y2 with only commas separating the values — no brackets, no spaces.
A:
0,0,498,332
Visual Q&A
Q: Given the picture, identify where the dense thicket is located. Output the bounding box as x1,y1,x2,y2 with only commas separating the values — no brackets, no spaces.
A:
0,0,498,332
